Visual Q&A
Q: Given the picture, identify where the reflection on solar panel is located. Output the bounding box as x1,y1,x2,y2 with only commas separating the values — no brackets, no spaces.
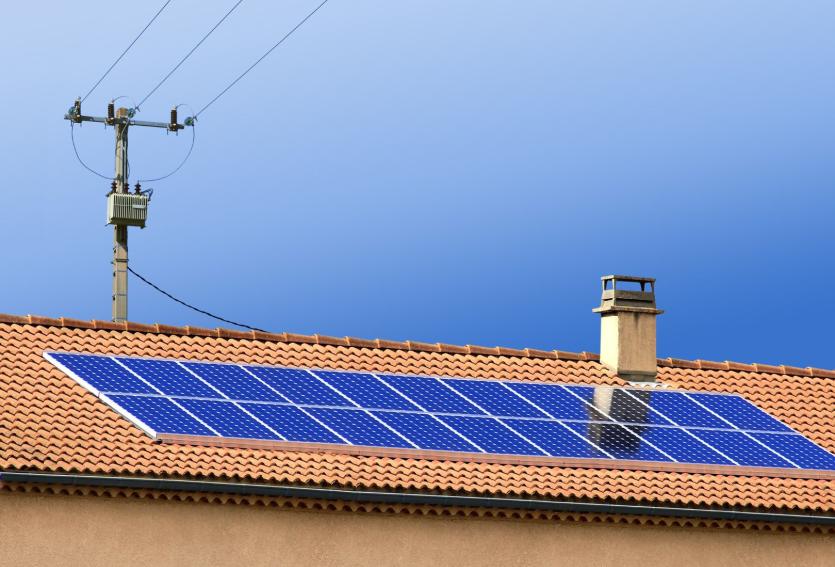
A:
45,352,835,477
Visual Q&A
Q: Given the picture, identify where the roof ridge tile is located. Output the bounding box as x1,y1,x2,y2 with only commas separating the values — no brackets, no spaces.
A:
0,312,832,376
345,337,378,349
406,341,440,353
313,334,350,347
91,320,125,331
695,360,729,371
753,363,784,374
781,365,812,377
466,345,500,356
524,348,556,360
725,361,757,372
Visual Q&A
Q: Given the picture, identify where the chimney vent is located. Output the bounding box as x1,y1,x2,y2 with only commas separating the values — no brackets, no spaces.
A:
593,275,663,382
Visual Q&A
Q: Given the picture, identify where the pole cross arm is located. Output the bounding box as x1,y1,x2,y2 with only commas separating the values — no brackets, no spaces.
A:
65,100,188,132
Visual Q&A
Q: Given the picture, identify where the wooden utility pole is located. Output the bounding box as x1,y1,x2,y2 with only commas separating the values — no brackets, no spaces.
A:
65,100,185,322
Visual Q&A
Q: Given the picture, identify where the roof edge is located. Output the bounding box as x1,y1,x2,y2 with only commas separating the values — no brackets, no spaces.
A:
2,313,833,377
3,471,834,527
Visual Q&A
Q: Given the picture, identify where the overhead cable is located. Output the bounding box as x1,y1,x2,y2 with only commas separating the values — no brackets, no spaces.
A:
70,122,113,180
127,266,268,332
136,0,245,111
138,105,197,183
196,0,331,117
81,0,173,103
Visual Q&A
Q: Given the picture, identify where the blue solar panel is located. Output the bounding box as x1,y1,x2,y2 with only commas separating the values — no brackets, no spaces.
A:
246,366,355,407
438,416,545,456
181,362,284,402
564,422,673,462
626,425,734,465
750,433,835,470
314,371,419,411
379,374,484,415
687,429,794,468
176,398,281,440
50,353,156,395
306,408,414,448
373,411,480,452
242,403,343,444
503,419,608,459
598,388,675,426
562,386,612,421
118,357,218,398
443,379,548,418
107,394,214,436
46,352,835,474
687,393,793,432
636,390,728,428
505,383,594,420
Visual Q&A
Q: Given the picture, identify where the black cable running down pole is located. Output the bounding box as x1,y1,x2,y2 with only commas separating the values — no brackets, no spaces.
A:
196,0,331,117
127,266,267,332
81,0,173,103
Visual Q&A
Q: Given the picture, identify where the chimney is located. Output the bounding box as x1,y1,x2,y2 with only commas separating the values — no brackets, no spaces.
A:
593,275,663,382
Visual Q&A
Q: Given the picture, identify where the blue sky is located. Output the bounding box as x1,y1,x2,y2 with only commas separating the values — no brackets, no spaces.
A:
0,1,833,367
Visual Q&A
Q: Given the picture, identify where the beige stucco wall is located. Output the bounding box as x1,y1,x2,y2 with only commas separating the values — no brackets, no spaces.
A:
0,492,832,567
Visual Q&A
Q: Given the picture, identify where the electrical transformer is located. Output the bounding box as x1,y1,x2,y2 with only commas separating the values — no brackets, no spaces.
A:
107,193,149,228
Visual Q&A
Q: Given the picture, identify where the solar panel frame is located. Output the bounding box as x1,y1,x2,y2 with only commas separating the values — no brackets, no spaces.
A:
104,393,218,437
44,351,835,479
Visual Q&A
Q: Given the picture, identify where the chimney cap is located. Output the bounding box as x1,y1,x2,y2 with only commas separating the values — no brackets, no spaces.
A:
599,274,656,283
593,275,664,315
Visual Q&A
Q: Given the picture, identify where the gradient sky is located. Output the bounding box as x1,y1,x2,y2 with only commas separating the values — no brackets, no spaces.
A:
1,1,833,368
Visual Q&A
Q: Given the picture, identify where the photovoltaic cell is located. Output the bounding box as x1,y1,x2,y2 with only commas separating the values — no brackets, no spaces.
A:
50,353,155,395
372,411,480,452
117,358,218,398
565,422,673,462
182,362,284,403
314,371,419,411
379,374,484,415
242,403,343,444
597,388,675,426
306,408,414,448
625,425,733,465
687,429,794,468
176,398,281,440
503,419,608,459
46,352,835,474
635,390,728,428
686,393,793,432
561,386,611,421
506,383,593,421
438,416,545,456
107,394,214,436
443,379,547,418
750,433,835,470
246,366,354,407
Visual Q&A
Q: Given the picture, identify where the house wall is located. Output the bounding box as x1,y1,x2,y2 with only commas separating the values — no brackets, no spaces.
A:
0,492,832,567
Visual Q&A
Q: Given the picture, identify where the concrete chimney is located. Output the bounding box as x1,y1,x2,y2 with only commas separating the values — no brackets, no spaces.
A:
593,275,663,382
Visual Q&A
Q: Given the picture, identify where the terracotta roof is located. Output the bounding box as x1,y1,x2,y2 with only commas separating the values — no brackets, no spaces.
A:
1,313,834,516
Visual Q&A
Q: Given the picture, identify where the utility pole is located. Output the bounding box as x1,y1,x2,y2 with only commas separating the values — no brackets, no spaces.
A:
113,106,130,322
65,100,186,322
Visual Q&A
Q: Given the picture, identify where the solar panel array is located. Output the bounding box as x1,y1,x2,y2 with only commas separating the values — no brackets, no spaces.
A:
45,352,835,472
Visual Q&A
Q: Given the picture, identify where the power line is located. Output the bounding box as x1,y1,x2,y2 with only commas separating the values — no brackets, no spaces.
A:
81,0,173,103
127,266,268,332
196,0,331,117
138,110,196,183
70,122,113,180
137,0,245,111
